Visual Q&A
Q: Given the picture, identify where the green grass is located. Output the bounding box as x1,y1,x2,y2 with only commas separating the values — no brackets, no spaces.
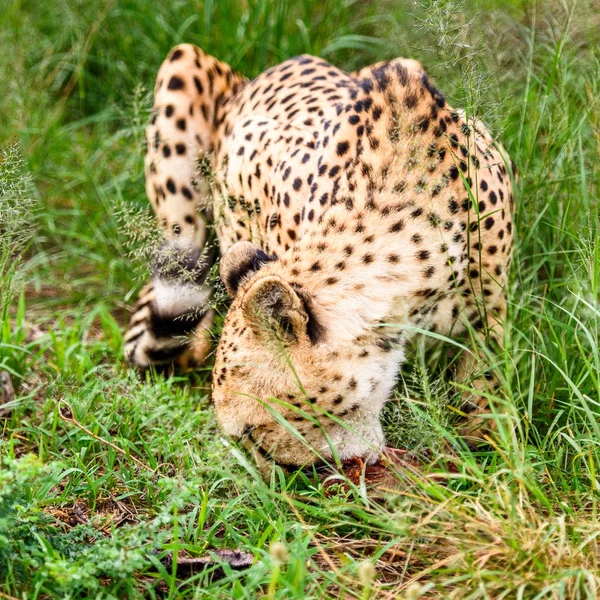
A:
1,0,599,597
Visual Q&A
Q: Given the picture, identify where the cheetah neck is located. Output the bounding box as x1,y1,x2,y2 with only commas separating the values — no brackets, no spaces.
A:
276,202,442,346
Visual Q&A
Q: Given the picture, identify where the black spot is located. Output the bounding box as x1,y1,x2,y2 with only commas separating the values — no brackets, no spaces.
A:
404,94,417,108
162,145,171,158
392,181,406,194
472,318,484,330
170,49,183,62
389,220,405,233
175,143,186,155
485,217,495,230
167,76,185,91
165,104,174,117
176,118,186,131
428,212,442,227
293,178,302,191
181,186,193,200
336,141,349,156
166,178,176,194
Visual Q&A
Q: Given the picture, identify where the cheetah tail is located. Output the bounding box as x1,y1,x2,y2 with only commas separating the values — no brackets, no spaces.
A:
123,241,216,368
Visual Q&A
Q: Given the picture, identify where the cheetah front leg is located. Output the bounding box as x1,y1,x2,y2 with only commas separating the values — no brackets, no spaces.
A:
453,297,507,444
124,44,245,369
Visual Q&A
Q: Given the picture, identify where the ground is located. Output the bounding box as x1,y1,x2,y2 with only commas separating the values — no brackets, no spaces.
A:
0,0,599,598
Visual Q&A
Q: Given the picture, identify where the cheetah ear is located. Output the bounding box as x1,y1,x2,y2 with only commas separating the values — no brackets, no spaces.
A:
241,276,308,345
220,241,276,296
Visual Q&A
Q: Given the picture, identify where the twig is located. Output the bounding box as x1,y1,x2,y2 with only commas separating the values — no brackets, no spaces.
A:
58,399,154,472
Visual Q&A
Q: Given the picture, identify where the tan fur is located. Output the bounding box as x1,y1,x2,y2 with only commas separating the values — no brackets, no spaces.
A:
124,45,516,469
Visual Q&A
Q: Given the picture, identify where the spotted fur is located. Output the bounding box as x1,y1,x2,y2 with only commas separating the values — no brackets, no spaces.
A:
124,44,516,471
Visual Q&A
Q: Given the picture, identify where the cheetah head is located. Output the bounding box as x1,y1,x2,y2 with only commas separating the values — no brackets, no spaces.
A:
212,242,398,473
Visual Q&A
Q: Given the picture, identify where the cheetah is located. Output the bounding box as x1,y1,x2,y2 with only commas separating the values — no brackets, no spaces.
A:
123,44,515,472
